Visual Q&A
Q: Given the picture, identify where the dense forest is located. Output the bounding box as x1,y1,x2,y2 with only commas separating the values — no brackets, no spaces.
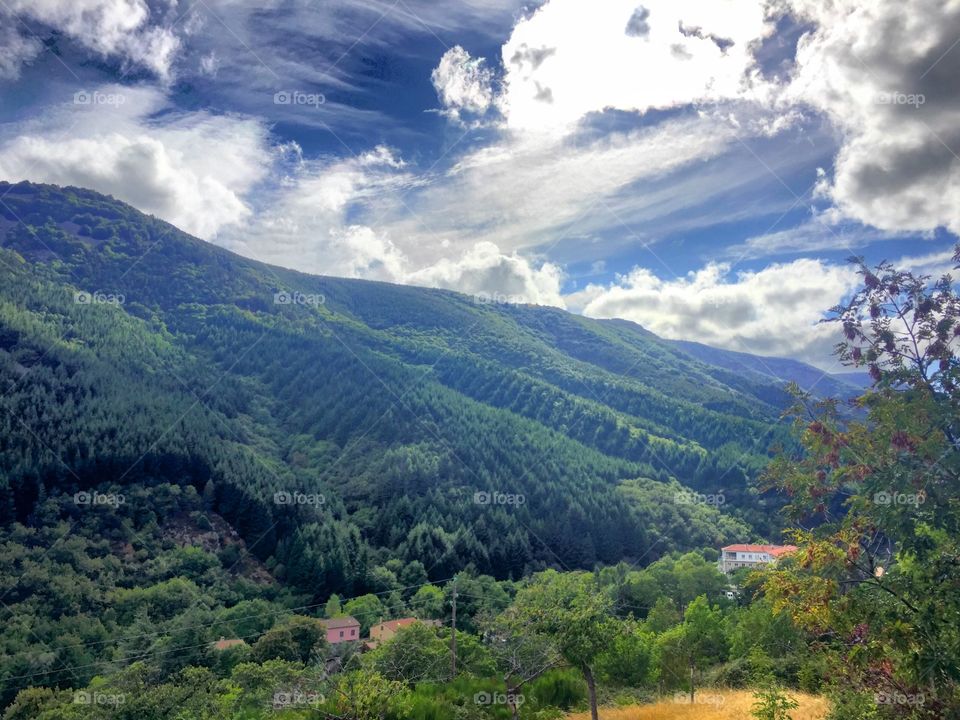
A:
2,182,950,719
0,181,805,589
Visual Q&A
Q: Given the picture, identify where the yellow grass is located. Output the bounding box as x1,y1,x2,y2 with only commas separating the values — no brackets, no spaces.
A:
567,689,830,720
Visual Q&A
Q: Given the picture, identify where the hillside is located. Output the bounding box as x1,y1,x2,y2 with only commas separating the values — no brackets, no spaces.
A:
0,182,805,596
670,338,869,399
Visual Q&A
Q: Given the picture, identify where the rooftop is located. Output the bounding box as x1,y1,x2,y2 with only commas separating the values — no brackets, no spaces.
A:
721,544,798,557
320,616,360,629
371,618,419,633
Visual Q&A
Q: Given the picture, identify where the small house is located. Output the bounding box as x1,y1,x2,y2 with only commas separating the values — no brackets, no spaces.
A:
320,616,361,644
719,544,797,573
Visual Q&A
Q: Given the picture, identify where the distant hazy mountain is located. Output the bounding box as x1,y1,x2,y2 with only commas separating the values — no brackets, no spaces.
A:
670,338,870,399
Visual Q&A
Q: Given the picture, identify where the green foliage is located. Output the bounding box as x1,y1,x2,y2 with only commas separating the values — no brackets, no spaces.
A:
366,623,452,685
596,622,654,687
343,594,386,636
0,182,791,599
751,685,800,720
410,585,445,620
762,248,960,718
0,182,837,715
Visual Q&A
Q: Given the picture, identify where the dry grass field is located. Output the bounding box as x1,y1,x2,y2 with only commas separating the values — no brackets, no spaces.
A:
567,690,830,720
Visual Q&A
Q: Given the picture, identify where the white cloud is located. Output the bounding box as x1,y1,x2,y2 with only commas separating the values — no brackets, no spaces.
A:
1,0,181,80
385,110,747,267
569,258,860,368
783,0,960,236
218,144,415,277
0,24,42,80
896,247,958,278
729,217,915,260
0,86,271,239
407,241,565,306
499,0,775,133
431,46,497,125
222,147,565,305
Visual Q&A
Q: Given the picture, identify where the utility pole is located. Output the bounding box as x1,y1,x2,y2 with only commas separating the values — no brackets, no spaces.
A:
450,582,458,679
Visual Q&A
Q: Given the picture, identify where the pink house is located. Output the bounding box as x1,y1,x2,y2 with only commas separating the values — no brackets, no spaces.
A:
320,616,361,644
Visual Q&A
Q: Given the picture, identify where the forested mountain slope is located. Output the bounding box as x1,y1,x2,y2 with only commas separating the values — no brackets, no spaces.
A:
671,337,870,399
0,181,804,597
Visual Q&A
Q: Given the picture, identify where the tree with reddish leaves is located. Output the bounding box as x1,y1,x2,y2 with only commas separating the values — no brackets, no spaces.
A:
761,245,960,718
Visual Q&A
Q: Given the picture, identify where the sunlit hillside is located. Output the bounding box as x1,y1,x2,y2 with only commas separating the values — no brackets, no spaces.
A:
567,690,830,720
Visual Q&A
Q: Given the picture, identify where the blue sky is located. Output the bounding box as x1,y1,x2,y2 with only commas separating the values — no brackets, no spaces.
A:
0,0,958,369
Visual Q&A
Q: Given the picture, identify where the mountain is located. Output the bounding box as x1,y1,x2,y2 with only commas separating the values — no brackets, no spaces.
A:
670,338,868,399
0,182,814,599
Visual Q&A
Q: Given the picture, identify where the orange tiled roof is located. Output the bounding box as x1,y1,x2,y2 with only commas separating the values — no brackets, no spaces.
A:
372,618,419,633
721,544,798,557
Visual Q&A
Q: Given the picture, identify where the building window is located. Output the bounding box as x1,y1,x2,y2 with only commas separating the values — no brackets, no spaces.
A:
339,631,344,638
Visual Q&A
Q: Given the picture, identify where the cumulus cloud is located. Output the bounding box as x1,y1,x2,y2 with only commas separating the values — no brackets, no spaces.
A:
431,46,497,125
407,241,565,306
568,259,860,368
218,145,413,278
0,86,271,238
783,0,960,236
222,147,565,305
499,0,776,133
0,0,181,80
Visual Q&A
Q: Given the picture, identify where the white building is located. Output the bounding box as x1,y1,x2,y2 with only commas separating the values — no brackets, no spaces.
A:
719,544,797,573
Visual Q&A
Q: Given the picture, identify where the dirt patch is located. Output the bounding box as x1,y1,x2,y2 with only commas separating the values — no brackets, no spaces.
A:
163,511,275,585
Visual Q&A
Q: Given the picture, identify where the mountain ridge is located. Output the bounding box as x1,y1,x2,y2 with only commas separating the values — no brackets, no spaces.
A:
0,181,823,594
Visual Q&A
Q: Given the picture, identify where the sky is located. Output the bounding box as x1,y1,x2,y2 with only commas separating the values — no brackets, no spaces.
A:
0,0,958,370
